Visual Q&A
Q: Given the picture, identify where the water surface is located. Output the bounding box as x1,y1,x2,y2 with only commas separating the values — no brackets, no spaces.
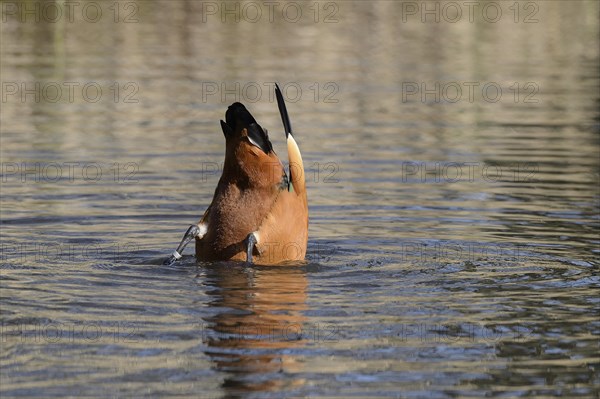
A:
1,1,599,397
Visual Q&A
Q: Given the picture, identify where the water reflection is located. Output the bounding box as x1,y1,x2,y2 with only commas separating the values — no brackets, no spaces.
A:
1,0,599,397
201,265,307,396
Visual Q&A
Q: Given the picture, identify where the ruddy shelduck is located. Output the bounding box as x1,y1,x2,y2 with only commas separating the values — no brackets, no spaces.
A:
165,84,308,265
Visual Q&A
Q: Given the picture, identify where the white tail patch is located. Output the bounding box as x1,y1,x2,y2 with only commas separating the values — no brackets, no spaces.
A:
287,134,305,195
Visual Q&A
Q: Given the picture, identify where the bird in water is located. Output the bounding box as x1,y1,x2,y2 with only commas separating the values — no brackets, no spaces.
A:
165,84,308,265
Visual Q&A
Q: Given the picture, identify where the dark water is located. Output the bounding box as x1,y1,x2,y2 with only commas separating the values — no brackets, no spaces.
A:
1,1,599,397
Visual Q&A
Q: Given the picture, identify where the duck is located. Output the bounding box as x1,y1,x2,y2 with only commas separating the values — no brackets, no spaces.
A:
164,84,308,265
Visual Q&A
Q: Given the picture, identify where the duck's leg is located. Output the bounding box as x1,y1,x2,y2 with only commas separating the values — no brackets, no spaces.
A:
245,232,259,263
164,224,206,265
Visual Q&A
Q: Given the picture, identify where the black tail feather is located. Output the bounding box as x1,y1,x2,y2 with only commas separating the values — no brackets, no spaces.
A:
247,123,273,154
275,84,293,138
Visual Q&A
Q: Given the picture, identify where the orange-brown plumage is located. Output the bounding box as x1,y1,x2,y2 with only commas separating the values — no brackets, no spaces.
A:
193,88,308,265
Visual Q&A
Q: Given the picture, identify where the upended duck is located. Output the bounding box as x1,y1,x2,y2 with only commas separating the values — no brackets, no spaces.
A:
165,84,308,265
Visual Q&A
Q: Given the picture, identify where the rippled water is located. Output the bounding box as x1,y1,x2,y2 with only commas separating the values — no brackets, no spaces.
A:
1,1,599,397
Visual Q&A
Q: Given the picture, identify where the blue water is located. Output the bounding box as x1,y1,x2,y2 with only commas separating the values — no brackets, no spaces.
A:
1,1,599,397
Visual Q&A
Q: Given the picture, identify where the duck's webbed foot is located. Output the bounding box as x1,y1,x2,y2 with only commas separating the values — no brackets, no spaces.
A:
164,224,205,265
244,232,260,263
